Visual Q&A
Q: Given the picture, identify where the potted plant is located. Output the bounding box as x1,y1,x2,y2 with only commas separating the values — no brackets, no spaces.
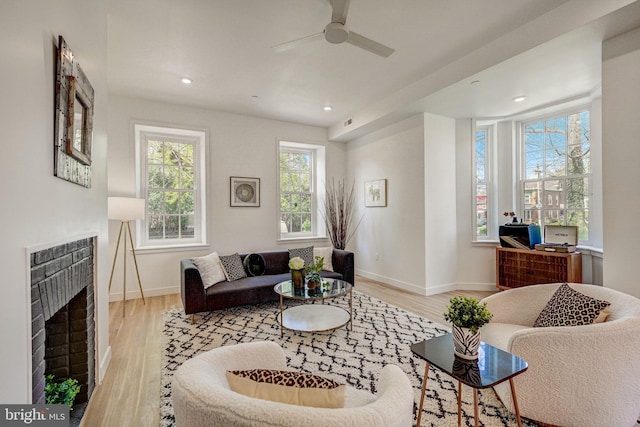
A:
45,374,80,410
288,257,306,293
443,296,493,360
305,256,324,295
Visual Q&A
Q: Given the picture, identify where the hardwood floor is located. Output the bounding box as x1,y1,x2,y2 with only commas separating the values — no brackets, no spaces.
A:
81,276,494,427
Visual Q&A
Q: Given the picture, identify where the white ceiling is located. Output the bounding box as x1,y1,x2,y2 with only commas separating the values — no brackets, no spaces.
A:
107,0,640,140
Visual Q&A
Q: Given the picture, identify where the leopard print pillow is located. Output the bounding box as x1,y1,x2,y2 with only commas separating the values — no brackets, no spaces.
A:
533,283,611,327
226,369,345,408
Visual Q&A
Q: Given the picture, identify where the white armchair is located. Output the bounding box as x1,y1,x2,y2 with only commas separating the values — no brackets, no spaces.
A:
480,283,640,427
172,340,414,427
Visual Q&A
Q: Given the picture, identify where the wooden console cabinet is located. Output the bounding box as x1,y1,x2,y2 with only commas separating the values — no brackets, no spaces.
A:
496,247,582,291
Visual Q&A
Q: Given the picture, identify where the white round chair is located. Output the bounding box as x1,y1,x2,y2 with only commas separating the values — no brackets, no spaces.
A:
481,283,640,427
172,340,415,427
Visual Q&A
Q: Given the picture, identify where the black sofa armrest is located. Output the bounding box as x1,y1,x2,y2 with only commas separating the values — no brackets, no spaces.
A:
332,249,354,285
180,258,207,315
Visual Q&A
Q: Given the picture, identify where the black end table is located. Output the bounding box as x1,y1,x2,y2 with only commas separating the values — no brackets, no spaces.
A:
411,334,528,427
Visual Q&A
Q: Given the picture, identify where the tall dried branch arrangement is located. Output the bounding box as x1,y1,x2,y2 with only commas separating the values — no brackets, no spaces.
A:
321,178,363,250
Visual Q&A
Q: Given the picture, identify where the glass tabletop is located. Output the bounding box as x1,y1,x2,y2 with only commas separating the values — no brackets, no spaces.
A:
274,278,352,300
410,334,528,389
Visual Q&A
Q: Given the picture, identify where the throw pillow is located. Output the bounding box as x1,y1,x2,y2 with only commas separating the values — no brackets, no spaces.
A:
594,306,611,323
243,253,266,277
191,252,226,289
225,369,345,408
219,253,248,281
313,247,334,272
288,246,314,268
533,283,611,327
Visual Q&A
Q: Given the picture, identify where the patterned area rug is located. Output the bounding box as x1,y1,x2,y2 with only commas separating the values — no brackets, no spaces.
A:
160,291,536,427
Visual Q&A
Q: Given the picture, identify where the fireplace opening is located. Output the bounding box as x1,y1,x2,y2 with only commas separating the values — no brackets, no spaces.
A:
31,237,96,426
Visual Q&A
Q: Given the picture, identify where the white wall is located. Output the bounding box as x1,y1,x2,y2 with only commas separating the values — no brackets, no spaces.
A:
0,1,109,402
347,115,426,293
602,26,640,297
107,95,343,298
423,113,458,294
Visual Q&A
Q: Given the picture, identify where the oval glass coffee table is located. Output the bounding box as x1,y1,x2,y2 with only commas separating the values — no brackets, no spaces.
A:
274,279,353,337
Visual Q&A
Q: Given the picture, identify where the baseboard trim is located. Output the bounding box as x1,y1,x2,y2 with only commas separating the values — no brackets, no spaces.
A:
98,345,112,384
355,269,425,294
355,270,497,295
108,286,180,302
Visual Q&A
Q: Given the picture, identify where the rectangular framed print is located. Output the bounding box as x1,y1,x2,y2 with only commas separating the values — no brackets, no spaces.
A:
365,179,387,207
230,176,260,207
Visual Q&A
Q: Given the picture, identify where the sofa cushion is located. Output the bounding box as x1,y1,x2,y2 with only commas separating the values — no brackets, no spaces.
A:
313,247,334,272
219,253,248,281
243,253,266,277
288,246,314,268
225,369,345,408
480,323,531,352
191,252,226,289
533,283,611,327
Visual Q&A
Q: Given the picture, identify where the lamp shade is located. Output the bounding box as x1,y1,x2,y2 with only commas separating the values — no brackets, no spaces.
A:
108,197,145,220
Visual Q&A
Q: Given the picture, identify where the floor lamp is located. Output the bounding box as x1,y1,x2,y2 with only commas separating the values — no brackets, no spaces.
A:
108,197,146,316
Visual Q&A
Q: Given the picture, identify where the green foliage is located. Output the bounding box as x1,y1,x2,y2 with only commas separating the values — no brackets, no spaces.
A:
444,296,493,334
146,139,196,240
305,256,324,283
280,150,312,233
45,375,80,410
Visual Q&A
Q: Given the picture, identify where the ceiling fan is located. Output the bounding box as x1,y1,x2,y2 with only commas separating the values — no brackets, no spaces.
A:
272,0,395,58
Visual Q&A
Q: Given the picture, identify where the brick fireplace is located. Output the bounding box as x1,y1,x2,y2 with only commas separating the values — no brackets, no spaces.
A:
30,237,96,412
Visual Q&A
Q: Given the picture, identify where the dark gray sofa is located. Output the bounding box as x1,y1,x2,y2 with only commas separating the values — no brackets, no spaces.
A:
180,249,354,315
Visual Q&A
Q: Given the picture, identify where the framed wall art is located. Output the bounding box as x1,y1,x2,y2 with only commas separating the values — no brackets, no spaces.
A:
54,35,94,188
230,176,260,207
365,179,387,207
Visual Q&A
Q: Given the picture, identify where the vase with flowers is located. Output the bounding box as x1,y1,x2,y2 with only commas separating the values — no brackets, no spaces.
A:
503,211,520,224
288,257,306,294
444,296,493,360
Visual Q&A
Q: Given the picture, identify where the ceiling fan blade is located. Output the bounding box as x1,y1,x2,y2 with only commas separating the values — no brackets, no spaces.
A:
346,31,395,58
331,0,350,24
272,32,324,53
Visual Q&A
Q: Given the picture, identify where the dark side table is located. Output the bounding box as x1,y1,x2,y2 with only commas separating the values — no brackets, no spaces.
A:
411,334,528,427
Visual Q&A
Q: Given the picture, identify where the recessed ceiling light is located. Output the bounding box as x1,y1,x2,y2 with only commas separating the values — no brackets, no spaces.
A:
513,95,527,102
181,77,193,85
323,106,333,111
471,80,480,86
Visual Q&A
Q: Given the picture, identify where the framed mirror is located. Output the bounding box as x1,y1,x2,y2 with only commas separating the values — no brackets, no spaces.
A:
66,76,93,165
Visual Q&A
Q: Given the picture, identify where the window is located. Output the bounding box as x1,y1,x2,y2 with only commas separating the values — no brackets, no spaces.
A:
135,124,206,248
278,140,325,240
473,125,492,240
521,109,590,242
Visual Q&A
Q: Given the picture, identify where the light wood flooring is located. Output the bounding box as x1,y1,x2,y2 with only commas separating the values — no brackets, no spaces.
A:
80,276,494,427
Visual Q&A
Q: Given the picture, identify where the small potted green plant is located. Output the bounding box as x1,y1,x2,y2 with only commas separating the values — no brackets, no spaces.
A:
45,374,80,410
305,256,324,295
444,296,493,360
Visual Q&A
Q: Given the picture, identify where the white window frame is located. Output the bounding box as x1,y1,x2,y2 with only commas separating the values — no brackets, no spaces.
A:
277,140,326,241
135,123,207,249
517,106,592,244
472,123,496,241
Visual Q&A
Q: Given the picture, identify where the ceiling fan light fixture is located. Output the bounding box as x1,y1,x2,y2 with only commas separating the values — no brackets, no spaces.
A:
324,22,349,44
